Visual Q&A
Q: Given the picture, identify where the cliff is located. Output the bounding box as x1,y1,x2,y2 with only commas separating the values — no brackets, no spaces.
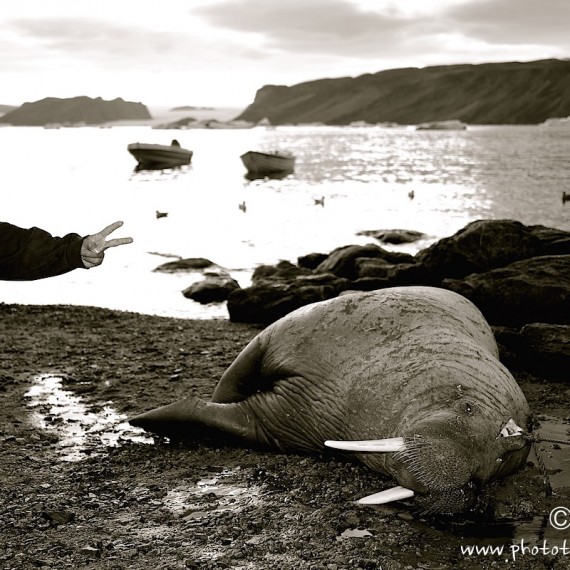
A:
0,96,151,126
236,59,570,126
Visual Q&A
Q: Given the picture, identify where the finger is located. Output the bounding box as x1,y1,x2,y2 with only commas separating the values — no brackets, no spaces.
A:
97,221,124,238
101,236,134,251
82,256,103,268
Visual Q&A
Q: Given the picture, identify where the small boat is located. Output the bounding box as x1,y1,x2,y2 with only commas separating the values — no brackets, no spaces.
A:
415,120,467,131
127,140,193,169
540,116,570,127
240,150,295,177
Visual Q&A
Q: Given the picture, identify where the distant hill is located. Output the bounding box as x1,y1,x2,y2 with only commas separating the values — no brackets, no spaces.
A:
0,96,151,126
236,59,570,126
0,104,17,115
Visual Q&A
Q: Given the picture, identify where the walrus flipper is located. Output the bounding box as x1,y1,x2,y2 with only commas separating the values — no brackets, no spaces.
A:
211,335,265,403
129,396,258,443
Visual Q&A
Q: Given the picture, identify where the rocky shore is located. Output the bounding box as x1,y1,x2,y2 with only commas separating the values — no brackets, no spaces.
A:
182,219,569,382
1,218,569,570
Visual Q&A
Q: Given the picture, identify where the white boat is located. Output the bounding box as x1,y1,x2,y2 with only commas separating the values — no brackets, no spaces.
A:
127,140,193,169
416,120,467,131
240,150,295,177
540,116,570,127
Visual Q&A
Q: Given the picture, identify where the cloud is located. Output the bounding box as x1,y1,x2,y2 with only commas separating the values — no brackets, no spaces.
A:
445,0,570,48
194,0,570,62
194,0,414,56
6,16,263,71
1,0,568,107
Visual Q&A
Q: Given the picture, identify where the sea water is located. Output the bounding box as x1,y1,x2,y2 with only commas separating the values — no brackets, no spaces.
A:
1,124,569,318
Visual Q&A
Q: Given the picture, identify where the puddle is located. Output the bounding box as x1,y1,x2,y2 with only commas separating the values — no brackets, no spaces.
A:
164,469,262,520
532,414,570,494
25,374,153,461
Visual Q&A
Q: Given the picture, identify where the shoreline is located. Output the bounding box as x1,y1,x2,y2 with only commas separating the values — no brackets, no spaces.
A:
1,302,568,570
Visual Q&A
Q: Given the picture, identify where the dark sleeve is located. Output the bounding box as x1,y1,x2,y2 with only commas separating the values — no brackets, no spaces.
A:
0,222,86,281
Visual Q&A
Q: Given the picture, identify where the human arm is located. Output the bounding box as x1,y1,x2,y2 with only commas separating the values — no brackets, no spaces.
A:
0,221,132,280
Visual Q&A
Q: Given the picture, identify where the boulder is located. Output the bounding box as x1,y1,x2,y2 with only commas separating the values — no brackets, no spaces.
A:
252,260,312,283
494,324,570,381
154,257,214,273
527,225,570,255
355,258,394,279
415,220,545,282
297,252,329,270
227,274,350,324
443,255,570,326
356,229,425,244
183,273,240,304
519,323,570,381
315,244,415,280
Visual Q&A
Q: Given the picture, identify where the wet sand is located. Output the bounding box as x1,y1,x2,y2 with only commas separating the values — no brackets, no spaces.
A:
0,303,569,570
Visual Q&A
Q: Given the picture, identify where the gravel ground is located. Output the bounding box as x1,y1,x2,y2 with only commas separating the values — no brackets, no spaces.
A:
0,303,569,570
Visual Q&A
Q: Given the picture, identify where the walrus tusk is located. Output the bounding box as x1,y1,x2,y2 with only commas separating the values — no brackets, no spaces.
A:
357,486,415,505
324,437,406,452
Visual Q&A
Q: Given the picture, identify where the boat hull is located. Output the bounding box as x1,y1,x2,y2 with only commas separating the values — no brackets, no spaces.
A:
240,151,295,176
415,120,467,131
128,143,193,169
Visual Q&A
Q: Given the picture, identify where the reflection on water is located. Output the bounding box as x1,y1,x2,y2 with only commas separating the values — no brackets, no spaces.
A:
244,169,294,181
132,163,193,174
25,374,153,461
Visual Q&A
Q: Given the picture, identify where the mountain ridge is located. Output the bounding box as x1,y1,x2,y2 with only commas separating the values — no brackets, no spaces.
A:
0,96,151,126
235,59,570,125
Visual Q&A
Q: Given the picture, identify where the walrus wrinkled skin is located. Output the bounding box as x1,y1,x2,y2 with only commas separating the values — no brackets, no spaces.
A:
130,286,532,514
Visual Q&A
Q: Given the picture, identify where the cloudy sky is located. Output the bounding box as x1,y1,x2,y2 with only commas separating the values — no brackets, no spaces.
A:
1,0,568,111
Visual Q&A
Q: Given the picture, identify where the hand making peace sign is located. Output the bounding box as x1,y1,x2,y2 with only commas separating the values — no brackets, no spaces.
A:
80,221,133,268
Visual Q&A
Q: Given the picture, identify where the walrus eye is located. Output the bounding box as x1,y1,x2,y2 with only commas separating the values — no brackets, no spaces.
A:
461,402,476,415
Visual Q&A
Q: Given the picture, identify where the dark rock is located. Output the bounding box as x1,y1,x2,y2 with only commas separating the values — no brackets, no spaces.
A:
528,225,570,255
41,510,75,525
227,275,350,324
297,252,329,270
415,220,544,282
183,274,240,304
443,255,570,326
354,259,429,286
493,326,525,369
519,323,570,381
315,244,414,280
349,277,390,291
382,263,432,286
494,324,570,381
154,258,214,273
252,260,312,283
223,220,570,329
356,229,425,244
355,258,394,279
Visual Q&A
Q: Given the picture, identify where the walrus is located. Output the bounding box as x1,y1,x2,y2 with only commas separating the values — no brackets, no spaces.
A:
130,286,532,514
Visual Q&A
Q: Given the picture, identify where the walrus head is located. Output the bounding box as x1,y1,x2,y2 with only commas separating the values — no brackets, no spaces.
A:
326,416,531,514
